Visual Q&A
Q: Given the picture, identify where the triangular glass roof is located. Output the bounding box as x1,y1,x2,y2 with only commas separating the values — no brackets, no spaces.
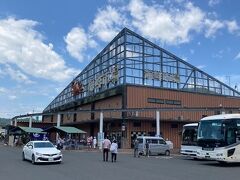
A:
44,28,240,112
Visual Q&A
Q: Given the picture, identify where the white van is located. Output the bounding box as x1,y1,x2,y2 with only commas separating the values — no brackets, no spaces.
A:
137,136,171,156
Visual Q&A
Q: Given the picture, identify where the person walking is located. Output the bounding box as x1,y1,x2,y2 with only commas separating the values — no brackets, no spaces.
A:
93,137,97,149
145,140,150,157
102,136,111,162
133,138,140,157
110,139,118,162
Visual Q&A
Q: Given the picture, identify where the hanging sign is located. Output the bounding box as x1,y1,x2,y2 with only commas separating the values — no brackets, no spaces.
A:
88,65,118,91
144,69,180,83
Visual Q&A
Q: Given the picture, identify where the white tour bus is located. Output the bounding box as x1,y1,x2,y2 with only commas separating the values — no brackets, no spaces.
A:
197,114,240,163
180,123,198,157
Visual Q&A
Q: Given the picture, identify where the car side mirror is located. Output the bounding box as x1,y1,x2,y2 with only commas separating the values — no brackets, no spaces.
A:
29,145,33,149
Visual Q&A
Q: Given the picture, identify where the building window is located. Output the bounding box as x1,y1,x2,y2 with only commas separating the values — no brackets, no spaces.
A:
133,121,141,127
51,115,53,123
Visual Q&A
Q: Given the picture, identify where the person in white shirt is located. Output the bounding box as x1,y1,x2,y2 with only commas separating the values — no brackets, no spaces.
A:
102,136,111,161
93,137,97,149
110,139,118,162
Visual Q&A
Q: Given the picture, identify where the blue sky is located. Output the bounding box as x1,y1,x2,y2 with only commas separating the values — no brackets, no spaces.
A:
0,0,240,118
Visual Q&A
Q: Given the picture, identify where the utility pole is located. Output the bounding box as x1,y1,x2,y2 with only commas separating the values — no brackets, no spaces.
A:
226,76,231,87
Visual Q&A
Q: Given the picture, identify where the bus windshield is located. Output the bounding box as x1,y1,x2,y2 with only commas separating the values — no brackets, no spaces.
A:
198,120,224,140
182,126,198,146
198,118,240,147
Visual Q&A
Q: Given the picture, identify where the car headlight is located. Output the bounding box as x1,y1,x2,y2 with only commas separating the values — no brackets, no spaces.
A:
35,152,42,156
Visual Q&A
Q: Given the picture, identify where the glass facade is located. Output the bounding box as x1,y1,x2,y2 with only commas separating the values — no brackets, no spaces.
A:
44,28,240,112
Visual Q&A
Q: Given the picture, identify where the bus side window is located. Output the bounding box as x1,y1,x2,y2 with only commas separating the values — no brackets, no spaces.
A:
236,121,240,141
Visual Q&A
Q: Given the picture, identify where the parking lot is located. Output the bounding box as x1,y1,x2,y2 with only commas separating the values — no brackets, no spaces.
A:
0,145,239,180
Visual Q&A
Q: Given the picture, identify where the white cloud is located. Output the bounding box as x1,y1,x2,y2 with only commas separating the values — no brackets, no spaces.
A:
204,19,224,38
64,27,97,62
8,95,17,100
235,52,240,60
65,0,240,57
0,17,78,82
128,0,205,44
0,86,17,101
212,49,224,59
225,20,239,33
196,65,206,69
2,64,34,84
208,0,220,7
107,0,124,3
0,87,7,94
89,6,127,42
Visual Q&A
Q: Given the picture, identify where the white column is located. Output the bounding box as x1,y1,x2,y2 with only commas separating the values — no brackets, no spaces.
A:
156,111,160,137
14,119,17,126
29,116,32,128
57,114,61,127
56,114,61,142
100,112,103,133
99,112,103,150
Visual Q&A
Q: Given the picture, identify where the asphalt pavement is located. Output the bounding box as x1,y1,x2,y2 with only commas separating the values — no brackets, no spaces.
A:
0,145,239,180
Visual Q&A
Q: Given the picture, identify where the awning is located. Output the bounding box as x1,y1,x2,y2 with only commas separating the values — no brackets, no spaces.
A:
43,126,86,134
10,126,45,134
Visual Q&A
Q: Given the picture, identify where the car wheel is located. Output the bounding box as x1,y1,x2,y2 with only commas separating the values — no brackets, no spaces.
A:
165,150,170,156
32,154,35,164
22,152,25,161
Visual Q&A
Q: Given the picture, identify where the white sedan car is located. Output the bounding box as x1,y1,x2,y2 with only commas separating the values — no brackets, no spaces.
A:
22,141,62,164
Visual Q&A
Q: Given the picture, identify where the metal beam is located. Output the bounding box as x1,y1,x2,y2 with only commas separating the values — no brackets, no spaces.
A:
12,106,240,119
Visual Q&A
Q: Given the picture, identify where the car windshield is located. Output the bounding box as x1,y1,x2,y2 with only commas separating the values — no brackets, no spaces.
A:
34,142,54,148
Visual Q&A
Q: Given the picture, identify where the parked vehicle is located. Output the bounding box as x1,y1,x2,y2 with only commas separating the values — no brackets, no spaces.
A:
197,114,240,163
180,123,199,157
22,141,62,164
137,136,171,156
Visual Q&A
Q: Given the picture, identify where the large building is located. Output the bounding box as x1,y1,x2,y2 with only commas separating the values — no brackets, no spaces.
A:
43,28,240,148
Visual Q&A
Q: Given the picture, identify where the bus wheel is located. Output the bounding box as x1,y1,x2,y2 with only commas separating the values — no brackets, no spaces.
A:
165,150,170,156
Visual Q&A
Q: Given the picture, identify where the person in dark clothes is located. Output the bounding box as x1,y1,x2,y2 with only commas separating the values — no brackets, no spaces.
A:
133,138,140,157
145,140,150,157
